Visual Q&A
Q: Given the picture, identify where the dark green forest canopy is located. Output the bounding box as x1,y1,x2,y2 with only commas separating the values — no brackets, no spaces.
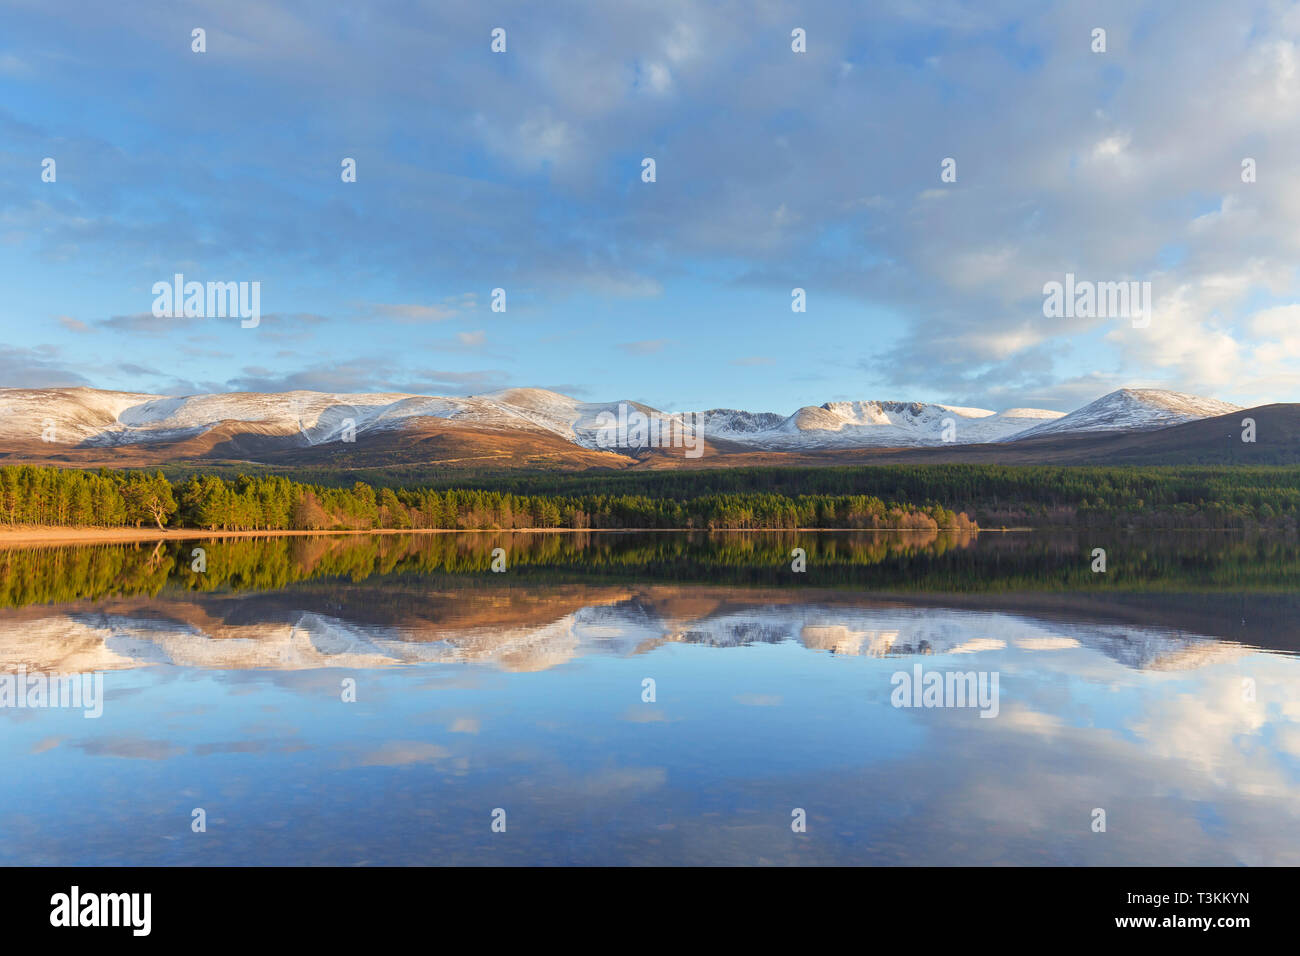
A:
0,465,972,532
160,461,1300,529
3,463,1298,530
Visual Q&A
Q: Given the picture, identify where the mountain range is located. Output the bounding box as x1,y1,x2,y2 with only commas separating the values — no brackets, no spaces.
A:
0,385,1290,469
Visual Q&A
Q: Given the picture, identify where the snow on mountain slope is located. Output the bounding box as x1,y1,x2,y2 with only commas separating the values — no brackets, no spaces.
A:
0,385,663,449
480,387,658,443
1012,389,1242,439
0,387,162,442
696,409,787,435
470,388,685,453
0,385,1242,454
705,400,1066,448
112,391,453,445
0,388,465,447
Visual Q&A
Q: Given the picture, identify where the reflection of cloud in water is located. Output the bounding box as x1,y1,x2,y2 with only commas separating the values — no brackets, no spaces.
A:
359,741,452,766
3,587,1298,866
1126,671,1281,792
72,737,184,760
527,766,668,800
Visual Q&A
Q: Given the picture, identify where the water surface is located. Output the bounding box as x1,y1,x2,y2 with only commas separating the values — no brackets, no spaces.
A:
2,530,1297,865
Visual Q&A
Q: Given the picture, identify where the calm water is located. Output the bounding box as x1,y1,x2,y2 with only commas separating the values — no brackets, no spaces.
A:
1,530,1298,865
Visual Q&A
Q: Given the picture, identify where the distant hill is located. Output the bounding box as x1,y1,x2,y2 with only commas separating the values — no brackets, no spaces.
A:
0,385,1290,469
777,404,1297,466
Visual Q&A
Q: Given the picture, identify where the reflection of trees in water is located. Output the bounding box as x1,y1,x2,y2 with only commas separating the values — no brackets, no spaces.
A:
0,528,1296,609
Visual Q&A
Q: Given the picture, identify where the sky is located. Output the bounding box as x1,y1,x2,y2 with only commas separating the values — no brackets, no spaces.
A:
2,0,1300,415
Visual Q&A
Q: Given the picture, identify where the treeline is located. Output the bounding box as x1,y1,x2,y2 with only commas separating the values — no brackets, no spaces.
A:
0,467,175,528
243,463,1300,530
0,466,976,532
13,462,1298,531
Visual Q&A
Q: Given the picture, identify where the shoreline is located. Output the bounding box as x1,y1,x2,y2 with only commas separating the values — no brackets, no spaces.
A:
0,525,996,548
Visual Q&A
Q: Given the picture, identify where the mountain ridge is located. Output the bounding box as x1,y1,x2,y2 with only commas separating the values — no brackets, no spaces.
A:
0,384,1276,469
1013,388,1241,439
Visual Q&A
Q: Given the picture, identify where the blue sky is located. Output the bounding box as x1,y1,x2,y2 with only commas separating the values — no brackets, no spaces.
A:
3,0,1300,413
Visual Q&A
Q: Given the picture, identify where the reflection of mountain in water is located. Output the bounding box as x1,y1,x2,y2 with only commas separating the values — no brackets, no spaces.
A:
656,603,1246,671
0,586,1259,674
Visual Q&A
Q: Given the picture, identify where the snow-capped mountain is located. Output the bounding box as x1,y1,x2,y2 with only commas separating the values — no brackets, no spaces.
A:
700,401,1064,448
0,385,1245,458
1011,388,1242,439
0,386,610,447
